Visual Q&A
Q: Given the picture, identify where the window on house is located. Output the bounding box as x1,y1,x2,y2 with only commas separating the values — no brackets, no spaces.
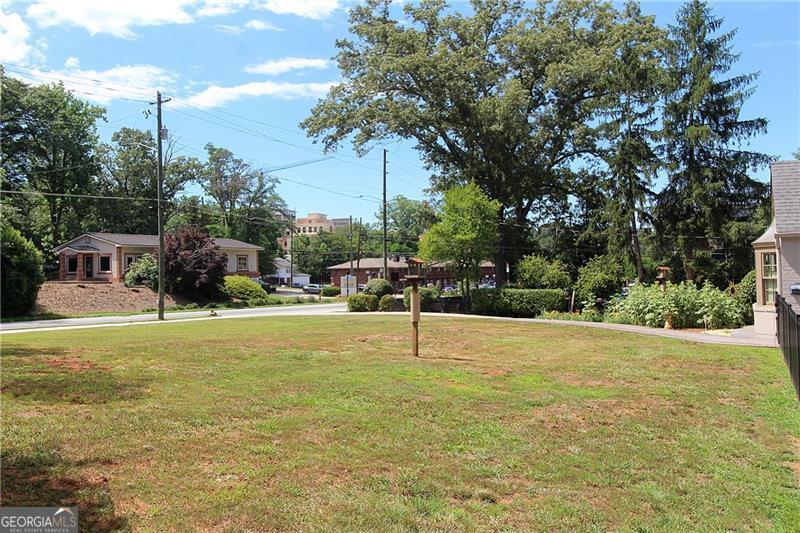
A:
237,255,248,272
67,256,77,273
99,255,112,272
762,252,778,304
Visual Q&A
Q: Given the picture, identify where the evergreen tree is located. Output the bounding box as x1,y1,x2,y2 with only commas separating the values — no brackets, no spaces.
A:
657,0,771,284
597,2,666,281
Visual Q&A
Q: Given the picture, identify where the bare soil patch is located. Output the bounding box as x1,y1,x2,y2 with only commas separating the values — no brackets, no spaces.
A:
35,282,187,315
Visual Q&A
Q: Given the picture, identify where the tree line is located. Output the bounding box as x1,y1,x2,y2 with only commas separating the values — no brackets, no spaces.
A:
302,0,779,289
0,71,290,273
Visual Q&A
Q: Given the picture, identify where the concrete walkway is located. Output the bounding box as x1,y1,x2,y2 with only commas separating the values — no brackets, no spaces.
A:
0,306,778,347
410,313,779,348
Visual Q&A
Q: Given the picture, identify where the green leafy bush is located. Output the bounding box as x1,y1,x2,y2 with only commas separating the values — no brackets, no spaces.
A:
734,270,756,325
222,275,267,301
606,282,744,329
575,255,625,308
379,294,402,312
249,295,283,307
1,225,45,317
321,286,341,297
515,254,571,290
363,278,394,299
403,286,441,311
124,253,158,289
539,310,603,322
470,288,565,318
348,293,379,312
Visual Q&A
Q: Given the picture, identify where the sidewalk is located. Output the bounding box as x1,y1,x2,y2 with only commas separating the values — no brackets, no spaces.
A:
410,313,779,348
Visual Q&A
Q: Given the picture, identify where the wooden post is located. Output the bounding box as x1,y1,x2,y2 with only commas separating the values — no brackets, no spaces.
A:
410,280,420,357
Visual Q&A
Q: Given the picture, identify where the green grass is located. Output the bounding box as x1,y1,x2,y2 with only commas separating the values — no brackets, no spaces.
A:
1,316,798,531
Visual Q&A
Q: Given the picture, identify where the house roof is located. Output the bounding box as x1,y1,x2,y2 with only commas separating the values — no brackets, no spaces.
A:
56,233,263,251
326,257,410,270
752,220,776,247
274,257,310,277
326,257,495,270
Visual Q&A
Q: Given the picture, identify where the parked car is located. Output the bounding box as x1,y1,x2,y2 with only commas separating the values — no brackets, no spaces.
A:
292,282,304,288
443,285,457,293
253,276,277,294
303,283,323,294
478,281,496,289
357,284,366,291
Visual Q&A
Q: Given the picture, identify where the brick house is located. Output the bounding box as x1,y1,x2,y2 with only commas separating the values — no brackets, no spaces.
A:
752,160,800,335
54,233,263,282
326,257,495,289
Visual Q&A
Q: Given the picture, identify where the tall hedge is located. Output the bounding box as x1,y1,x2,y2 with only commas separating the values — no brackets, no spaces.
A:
470,288,565,318
1,225,45,317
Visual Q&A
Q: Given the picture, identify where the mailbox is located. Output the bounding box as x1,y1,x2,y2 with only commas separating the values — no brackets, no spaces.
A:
791,283,800,295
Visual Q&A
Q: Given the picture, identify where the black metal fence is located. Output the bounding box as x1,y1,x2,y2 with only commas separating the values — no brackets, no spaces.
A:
776,296,800,401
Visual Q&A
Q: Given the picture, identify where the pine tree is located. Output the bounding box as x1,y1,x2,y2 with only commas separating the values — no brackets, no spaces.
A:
598,2,666,281
657,0,771,283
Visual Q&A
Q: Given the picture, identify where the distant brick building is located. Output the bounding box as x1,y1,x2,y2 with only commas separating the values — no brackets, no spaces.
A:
327,257,495,290
278,212,350,252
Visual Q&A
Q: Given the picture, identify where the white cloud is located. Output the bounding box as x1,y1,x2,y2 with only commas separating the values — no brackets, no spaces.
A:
0,4,38,64
214,18,282,34
26,0,196,39
16,61,178,104
179,80,336,108
24,0,339,39
243,19,281,31
753,39,800,49
258,0,339,20
244,57,330,75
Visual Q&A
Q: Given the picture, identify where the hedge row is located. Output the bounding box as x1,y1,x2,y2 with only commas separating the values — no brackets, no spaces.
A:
347,293,379,312
470,288,566,318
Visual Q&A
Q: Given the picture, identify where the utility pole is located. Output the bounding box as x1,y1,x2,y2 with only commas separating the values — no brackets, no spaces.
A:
383,148,388,280
155,91,170,321
348,215,354,297
288,209,295,288
356,217,363,293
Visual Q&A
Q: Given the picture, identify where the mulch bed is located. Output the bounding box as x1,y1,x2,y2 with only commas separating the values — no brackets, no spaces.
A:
35,282,188,316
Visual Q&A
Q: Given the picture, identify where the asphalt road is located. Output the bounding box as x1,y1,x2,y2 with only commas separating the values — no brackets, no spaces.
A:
0,302,347,335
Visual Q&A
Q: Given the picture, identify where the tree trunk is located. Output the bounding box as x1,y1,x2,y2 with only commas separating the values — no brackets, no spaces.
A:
495,214,507,287
630,210,644,282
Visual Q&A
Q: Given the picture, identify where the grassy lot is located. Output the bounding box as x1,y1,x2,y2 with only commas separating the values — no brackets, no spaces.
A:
1,316,798,531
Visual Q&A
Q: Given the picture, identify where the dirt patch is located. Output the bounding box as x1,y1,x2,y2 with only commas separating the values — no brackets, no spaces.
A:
43,357,110,372
785,437,800,487
35,282,188,315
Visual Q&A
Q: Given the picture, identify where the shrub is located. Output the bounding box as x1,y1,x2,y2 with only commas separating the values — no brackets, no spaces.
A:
379,294,401,312
0,225,45,317
515,255,571,290
606,281,744,329
539,310,603,322
348,293,379,312
575,255,625,308
321,286,341,297
403,286,441,311
470,288,565,318
164,225,227,299
124,253,158,289
363,278,394,299
734,270,756,325
250,295,282,307
222,275,267,301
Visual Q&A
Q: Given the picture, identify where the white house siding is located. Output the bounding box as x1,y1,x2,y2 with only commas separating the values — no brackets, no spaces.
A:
223,248,260,276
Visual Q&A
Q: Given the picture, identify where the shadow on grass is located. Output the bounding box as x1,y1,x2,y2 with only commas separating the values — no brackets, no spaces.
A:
1,448,130,531
1,361,149,404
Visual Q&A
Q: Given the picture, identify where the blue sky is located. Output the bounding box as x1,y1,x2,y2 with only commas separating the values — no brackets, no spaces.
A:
1,0,797,224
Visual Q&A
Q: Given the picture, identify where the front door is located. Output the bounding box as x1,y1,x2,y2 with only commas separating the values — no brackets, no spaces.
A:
84,255,94,278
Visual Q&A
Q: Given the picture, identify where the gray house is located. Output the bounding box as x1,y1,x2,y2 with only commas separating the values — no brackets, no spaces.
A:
752,160,800,335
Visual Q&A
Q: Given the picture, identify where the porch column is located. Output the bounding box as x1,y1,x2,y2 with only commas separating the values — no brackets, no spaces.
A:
58,253,67,280
76,252,85,280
